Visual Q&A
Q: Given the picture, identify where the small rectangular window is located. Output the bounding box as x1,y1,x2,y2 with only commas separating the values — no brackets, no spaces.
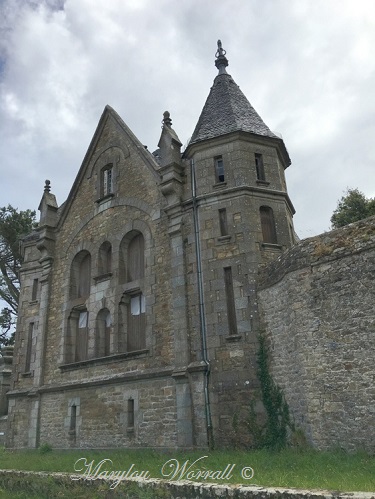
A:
255,153,265,181
215,157,225,183
31,279,38,301
102,165,113,197
219,208,228,236
70,405,77,432
25,322,34,372
224,267,238,336
128,399,135,428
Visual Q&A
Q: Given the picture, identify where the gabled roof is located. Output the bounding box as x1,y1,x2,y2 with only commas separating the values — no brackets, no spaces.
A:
189,41,278,146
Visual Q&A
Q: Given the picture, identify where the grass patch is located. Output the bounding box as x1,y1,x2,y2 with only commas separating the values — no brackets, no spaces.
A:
0,447,374,493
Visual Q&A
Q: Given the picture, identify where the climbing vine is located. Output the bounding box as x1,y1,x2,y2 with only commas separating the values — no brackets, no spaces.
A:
236,333,294,450
256,333,294,450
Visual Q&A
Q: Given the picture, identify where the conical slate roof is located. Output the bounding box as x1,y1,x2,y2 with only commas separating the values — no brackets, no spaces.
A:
189,41,277,145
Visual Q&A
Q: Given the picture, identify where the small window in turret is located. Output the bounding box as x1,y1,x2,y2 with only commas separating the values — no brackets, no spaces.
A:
255,153,265,181
214,156,225,183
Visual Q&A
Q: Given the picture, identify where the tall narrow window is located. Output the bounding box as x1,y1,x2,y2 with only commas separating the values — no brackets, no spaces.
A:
78,255,91,298
127,294,146,351
70,251,91,300
127,233,145,282
224,267,237,336
70,405,77,432
75,310,88,362
101,164,113,197
25,322,34,372
255,153,265,181
127,398,135,428
260,206,277,244
95,309,111,357
31,279,38,301
214,156,225,183
219,208,228,236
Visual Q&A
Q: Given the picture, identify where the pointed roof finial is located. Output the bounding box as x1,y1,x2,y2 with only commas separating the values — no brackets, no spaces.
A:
162,110,172,128
215,39,228,74
44,179,51,193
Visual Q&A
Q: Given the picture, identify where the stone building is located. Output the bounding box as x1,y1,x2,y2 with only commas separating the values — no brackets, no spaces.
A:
6,41,295,449
6,41,374,452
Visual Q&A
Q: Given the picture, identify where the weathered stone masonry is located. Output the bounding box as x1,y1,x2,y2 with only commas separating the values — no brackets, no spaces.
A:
258,217,375,452
5,41,374,452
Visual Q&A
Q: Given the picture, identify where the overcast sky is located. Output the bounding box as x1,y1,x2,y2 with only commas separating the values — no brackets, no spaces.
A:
1,0,374,239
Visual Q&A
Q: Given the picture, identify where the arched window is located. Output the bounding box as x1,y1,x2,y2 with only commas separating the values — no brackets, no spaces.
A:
260,206,277,244
127,233,144,282
70,251,91,299
95,309,111,357
119,231,146,352
98,241,112,276
100,163,113,198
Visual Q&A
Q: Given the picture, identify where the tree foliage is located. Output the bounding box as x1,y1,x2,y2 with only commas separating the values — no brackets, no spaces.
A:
0,205,37,347
331,188,375,229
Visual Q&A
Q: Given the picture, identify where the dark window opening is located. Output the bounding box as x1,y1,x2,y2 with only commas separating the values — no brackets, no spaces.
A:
224,267,237,335
31,279,38,301
255,153,265,181
219,208,228,236
70,405,77,432
260,206,277,244
25,322,34,372
215,157,225,183
127,398,135,428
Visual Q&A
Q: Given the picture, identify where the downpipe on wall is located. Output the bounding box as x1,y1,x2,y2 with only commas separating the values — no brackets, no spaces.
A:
191,158,214,449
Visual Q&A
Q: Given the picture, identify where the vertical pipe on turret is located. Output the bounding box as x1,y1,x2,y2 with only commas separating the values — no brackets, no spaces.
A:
191,158,214,448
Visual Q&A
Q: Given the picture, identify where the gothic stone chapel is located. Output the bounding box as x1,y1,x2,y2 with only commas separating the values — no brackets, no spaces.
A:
7,41,296,449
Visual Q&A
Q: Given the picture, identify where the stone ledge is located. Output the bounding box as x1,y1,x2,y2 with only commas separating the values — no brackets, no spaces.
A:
0,469,373,499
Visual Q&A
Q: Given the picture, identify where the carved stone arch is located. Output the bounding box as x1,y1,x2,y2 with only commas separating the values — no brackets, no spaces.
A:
87,146,128,202
87,145,129,180
118,220,152,284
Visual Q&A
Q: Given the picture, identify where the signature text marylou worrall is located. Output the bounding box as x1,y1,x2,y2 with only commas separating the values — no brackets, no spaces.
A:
72,456,254,489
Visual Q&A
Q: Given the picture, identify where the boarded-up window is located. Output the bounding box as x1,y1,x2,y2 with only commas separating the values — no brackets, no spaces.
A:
255,153,265,181
95,308,111,357
70,251,91,299
260,206,277,244
78,255,91,298
127,233,145,282
219,208,228,236
224,267,238,335
127,293,146,352
75,310,88,362
31,279,38,301
98,241,112,275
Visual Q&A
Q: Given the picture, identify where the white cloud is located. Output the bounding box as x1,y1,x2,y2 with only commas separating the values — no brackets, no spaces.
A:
0,0,374,239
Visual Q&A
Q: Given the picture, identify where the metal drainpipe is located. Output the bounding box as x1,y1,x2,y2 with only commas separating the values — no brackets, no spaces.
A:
191,158,214,448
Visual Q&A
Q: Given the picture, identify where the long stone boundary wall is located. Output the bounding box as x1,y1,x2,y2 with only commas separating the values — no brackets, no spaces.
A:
0,470,373,499
258,216,375,452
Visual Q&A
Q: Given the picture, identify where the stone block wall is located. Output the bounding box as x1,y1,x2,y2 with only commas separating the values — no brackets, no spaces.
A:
258,217,375,451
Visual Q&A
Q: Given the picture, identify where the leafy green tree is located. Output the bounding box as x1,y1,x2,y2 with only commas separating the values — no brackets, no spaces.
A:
330,188,375,229
0,205,37,347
